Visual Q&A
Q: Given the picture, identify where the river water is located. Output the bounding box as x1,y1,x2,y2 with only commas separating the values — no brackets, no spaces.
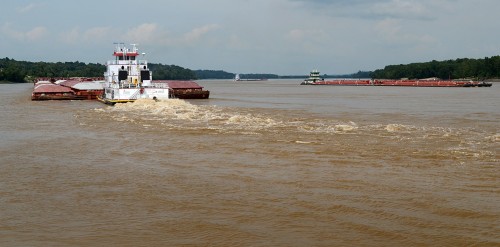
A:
1,81,498,246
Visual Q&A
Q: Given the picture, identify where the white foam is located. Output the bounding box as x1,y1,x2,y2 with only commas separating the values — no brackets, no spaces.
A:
485,133,500,142
334,123,358,132
385,124,415,133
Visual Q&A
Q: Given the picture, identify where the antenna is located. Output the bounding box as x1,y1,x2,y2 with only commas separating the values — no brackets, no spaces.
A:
130,43,138,52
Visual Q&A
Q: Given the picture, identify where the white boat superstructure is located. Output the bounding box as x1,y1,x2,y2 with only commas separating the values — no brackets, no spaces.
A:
301,69,324,85
99,43,169,104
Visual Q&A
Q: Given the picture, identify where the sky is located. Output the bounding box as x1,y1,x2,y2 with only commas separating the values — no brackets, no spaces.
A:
1,0,499,75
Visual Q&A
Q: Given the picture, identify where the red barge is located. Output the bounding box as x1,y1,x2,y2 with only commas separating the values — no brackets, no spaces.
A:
31,77,105,101
301,70,492,87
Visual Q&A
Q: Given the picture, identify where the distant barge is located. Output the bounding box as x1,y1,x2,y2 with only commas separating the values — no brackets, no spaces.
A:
301,70,492,87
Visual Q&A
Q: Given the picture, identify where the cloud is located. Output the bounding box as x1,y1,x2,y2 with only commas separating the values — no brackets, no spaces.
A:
58,23,219,48
289,0,441,20
182,24,220,43
60,27,80,44
290,0,381,6
374,18,436,45
123,23,159,43
370,0,435,20
228,34,248,49
286,29,306,41
286,28,328,42
18,3,38,13
59,26,112,44
25,26,47,40
83,26,112,41
1,23,47,41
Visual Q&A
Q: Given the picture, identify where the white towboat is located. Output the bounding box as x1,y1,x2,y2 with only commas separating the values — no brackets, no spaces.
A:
301,69,324,85
98,43,170,105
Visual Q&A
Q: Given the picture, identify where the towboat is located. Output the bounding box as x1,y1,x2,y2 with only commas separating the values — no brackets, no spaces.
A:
301,70,324,85
97,43,170,105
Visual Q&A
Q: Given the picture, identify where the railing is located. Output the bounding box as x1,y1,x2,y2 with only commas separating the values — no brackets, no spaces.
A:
150,82,169,88
106,60,147,65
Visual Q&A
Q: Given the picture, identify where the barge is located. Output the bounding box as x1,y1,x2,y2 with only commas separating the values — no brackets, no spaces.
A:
31,77,104,101
301,70,492,87
154,80,210,99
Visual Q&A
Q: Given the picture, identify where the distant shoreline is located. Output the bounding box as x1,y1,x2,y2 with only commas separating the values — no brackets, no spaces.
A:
2,79,499,84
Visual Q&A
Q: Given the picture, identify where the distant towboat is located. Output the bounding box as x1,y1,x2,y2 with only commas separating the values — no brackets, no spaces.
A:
234,74,267,82
300,70,324,85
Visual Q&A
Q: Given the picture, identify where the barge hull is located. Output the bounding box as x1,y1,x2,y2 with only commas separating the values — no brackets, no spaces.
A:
307,80,492,87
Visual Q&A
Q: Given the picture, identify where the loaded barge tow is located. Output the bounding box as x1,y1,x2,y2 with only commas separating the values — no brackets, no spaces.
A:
31,43,209,102
301,70,492,87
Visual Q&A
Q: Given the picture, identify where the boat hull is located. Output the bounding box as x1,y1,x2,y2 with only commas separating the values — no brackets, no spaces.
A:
31,94,87,101
96,95,136,105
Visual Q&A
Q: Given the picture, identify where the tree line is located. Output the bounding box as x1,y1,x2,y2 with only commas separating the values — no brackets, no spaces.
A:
1,55,499,82
148,63,196,80
370,56,500,80
193,70,279,80
0,57,197,82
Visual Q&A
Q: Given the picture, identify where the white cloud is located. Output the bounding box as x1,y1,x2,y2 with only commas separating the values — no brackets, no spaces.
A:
228,34,248,49
286,29,305,41
374,18,435,45
59,27,80,44
18,3,38,13
58,26,112,44
182,24,220,43
83,26,112,41
25,26,47,40
120,23,220,47
1,23,47,41
124,23,161,44
290,0,439,20
371,0,433,20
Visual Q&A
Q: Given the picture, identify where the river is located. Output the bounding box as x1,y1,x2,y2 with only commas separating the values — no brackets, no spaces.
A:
0,81,498,246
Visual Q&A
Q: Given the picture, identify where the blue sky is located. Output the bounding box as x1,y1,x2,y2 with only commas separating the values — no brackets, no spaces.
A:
1,0,499,75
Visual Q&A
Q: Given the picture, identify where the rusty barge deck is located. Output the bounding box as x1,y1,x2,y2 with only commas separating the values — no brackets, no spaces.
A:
31,78,210,101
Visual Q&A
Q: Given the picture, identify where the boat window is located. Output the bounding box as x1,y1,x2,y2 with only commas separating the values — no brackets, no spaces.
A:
141,70,150,82
119,70,128,81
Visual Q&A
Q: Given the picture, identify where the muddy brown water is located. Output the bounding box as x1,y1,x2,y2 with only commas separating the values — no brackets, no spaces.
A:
1,81,498,246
